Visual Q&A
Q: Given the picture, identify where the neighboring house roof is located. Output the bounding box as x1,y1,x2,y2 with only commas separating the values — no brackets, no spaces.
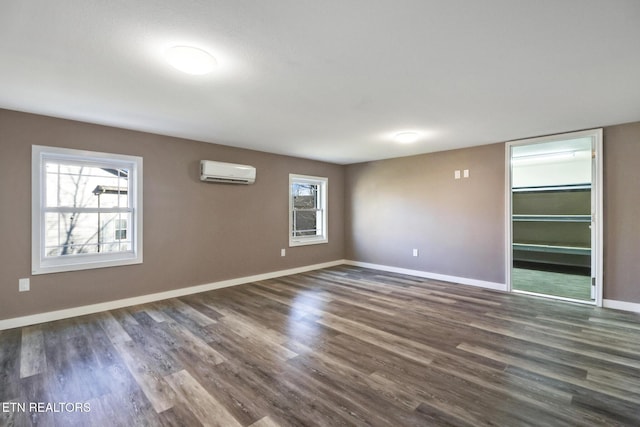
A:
92,185,128,195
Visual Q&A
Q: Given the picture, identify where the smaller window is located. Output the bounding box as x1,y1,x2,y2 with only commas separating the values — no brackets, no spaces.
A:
289,174,328,246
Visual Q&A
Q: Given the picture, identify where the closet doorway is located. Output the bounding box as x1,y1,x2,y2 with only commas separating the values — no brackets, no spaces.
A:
506,129,603,305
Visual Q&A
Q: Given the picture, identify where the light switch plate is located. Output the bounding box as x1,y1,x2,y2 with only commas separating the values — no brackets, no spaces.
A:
463,169,469,178
454,170,461,179
19,278,30,292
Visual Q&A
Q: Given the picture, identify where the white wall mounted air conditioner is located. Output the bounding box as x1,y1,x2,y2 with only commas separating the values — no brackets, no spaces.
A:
200,160,256,184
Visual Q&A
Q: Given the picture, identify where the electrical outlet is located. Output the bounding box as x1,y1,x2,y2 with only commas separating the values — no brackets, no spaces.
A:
19,278,30,292
281,248,286,257
454,170,461,179
412,249,419,257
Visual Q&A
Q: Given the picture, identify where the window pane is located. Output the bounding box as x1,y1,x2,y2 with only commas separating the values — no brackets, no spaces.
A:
292,184,318,209
98,212,132,253
45,212,99,256
294,210,319,236
44,211,132,257
45,162,130,208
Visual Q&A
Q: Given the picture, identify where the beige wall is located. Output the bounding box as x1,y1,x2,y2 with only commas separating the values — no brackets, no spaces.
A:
0,109,345,320
345,121,640,304
604,122,640,303
345,143,506,284
2,108,639,322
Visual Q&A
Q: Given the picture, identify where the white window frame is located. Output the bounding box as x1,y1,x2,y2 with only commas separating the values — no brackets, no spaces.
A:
31,145,143,275
289,174,328,247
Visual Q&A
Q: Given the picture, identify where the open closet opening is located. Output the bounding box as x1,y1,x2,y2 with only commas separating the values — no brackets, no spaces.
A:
506,129,603,305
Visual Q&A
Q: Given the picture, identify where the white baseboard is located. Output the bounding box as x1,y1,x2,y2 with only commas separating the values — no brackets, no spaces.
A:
347,261,640,314
603,299,640,313
344,260,507,292
0,260,346,331
9,259,636,330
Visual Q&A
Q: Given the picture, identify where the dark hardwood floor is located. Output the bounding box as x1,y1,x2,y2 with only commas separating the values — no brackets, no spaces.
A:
2,266,640,426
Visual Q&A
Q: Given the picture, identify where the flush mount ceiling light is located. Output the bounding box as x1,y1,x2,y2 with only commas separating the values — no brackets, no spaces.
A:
393,131,421,144
165,46,217,75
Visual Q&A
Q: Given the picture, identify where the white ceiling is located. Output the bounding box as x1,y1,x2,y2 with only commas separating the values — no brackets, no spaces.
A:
1,1,639,164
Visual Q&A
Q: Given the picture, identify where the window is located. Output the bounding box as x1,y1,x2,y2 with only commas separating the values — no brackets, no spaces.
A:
32,146,143,274
115,219,128,240
289,174,328,246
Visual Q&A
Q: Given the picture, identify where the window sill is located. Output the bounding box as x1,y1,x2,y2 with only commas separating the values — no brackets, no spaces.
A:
32,253,142,275
289,238,328,247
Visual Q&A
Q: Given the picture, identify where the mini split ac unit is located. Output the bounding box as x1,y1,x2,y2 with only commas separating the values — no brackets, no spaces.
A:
200,160,256,184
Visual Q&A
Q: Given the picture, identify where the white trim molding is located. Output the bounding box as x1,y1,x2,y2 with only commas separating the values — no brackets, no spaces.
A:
0,260,345,331
344,260,507,292
603,299,640,314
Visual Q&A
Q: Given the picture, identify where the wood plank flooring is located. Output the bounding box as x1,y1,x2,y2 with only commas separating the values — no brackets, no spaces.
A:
1,266,640,426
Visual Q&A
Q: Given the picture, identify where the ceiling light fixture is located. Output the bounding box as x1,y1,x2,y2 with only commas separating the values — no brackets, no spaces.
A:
393,131,421,144
165,46,217,75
